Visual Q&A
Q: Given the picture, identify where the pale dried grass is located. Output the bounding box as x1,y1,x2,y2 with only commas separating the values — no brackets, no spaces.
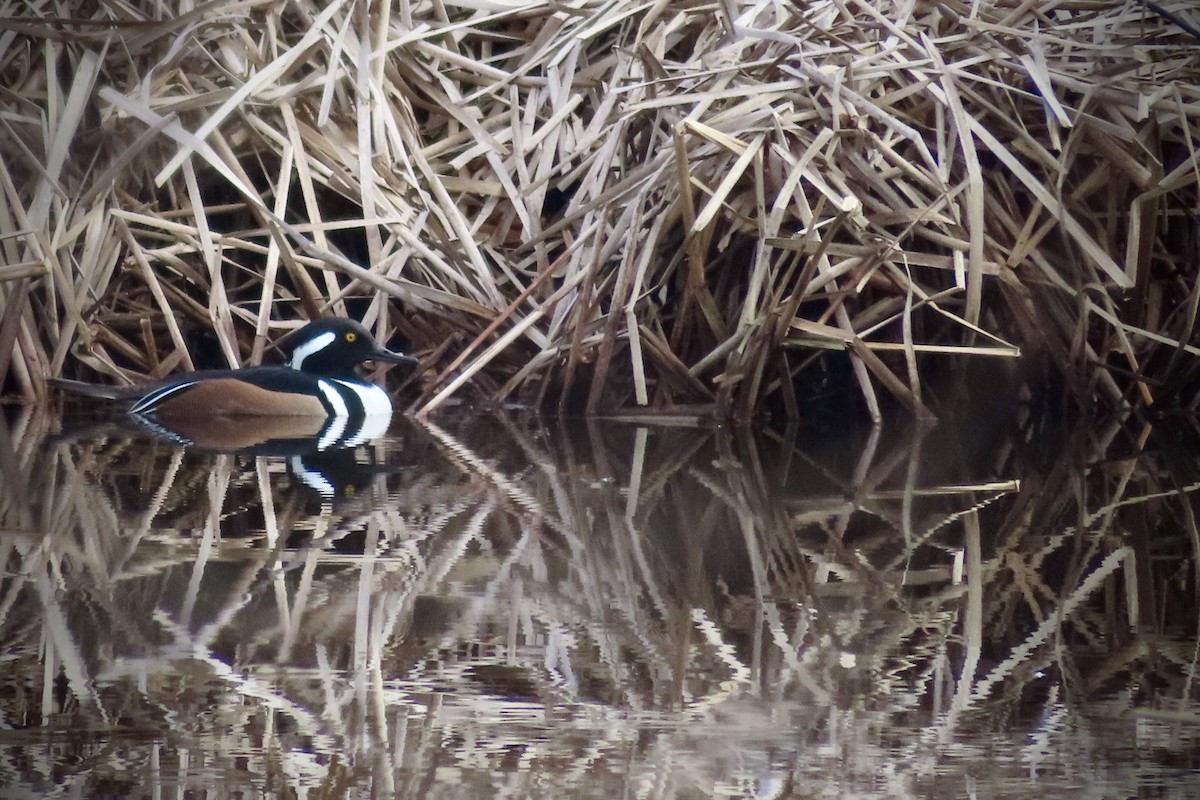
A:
2,0,1199,418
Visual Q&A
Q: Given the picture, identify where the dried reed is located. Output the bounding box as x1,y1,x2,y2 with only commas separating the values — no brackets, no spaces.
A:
2,1,1199,418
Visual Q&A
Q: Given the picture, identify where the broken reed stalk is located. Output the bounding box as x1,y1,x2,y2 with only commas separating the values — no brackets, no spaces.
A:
2,1,1199,418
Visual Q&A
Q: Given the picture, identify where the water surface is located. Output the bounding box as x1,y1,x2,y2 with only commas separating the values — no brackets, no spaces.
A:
1,406,1198,798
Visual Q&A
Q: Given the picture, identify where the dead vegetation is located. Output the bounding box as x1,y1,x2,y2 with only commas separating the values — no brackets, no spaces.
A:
2,1,1199,418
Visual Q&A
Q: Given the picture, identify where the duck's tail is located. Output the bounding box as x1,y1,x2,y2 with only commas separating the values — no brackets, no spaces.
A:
47,377,144,402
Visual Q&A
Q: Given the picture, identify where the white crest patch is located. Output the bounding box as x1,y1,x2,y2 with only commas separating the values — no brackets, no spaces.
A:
332,379,392,416
289,331,337,370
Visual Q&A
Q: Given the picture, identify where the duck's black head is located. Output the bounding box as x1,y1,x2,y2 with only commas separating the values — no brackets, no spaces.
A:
286,318,418,379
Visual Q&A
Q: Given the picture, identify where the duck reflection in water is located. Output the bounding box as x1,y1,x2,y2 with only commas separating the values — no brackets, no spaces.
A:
133,409,397,504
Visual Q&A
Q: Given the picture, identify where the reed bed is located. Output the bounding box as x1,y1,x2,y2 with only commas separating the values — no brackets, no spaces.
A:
2,1,1199,418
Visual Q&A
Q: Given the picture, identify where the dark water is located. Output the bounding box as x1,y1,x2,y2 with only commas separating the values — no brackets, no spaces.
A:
1,404,1198,798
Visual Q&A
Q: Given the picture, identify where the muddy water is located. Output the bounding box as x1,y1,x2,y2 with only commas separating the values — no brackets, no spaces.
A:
0,406,1198,798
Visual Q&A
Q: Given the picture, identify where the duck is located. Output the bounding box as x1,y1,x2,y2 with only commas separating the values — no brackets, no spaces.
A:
52,318,418,421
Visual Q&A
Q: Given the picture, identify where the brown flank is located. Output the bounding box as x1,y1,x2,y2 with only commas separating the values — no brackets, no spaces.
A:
152,379,328,419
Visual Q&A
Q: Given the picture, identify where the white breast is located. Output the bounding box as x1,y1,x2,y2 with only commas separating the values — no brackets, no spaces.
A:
331,379,393,416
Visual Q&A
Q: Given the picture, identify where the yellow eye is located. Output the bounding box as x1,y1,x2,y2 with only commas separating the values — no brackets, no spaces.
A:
345,332,357,342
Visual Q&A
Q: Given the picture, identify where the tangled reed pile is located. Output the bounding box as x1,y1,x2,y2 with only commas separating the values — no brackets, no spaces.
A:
2,1,1199,419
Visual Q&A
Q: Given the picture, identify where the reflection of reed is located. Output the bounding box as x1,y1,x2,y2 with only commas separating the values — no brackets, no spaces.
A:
1,406,1199,796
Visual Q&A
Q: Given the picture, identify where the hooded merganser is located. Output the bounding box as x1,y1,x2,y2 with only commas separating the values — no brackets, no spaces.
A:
52,318,418,421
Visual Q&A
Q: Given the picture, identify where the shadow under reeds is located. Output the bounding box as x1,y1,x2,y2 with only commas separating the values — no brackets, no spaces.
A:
0,404,1197,798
